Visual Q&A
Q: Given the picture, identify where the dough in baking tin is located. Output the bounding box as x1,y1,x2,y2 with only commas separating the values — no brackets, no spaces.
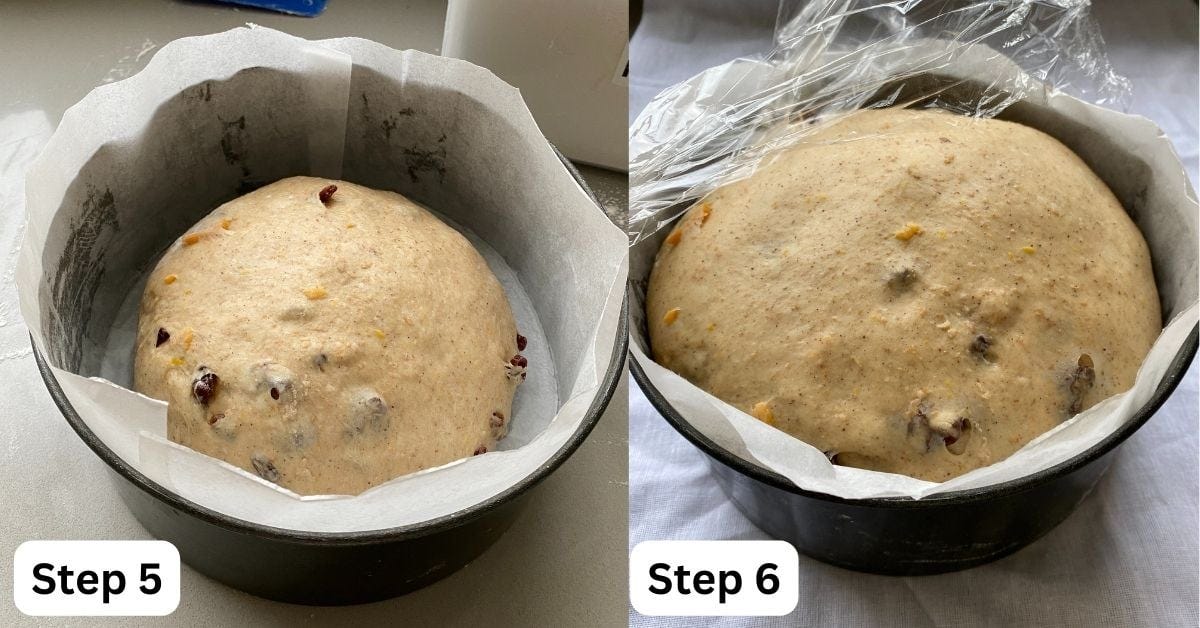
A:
134,176,527,495
647,108,1160,482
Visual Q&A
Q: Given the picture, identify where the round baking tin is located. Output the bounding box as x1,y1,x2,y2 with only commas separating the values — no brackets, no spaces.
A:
35,155,628,605
628,57,1198,576
631,325,1196,575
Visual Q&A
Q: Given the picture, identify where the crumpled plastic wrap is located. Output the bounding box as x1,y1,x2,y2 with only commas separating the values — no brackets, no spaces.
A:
631,0,1131,243
628,0,1199,499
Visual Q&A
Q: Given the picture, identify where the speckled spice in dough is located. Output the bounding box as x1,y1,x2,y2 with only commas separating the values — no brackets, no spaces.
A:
134,177,527,495
647,108,1161,482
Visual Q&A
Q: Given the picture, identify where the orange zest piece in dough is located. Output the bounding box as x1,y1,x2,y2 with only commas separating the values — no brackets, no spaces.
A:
894,223,923,241
751,402,776,426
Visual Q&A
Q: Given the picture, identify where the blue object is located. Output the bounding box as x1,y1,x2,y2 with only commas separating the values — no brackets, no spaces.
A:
212,0,328,17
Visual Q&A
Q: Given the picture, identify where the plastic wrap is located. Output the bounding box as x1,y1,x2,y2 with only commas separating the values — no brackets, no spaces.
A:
628,0,1199,499
630,0,1130,243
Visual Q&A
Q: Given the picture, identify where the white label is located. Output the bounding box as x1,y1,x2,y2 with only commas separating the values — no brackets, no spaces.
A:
630,541,799,616
13,541,180,616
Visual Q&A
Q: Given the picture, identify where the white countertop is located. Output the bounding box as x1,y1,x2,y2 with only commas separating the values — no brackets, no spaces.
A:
0,1,627,626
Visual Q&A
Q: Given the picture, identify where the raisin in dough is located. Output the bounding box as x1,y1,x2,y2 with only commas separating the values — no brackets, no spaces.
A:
647,108,1160,482
134,177,526,495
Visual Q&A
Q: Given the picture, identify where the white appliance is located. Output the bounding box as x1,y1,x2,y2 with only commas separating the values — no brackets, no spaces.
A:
442,0,628,171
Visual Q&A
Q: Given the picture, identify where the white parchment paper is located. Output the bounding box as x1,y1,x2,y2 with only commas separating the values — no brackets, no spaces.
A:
16,27,626,532
628,42,1199,500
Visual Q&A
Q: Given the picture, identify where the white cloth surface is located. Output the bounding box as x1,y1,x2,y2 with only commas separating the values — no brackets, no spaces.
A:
628,1,1199,626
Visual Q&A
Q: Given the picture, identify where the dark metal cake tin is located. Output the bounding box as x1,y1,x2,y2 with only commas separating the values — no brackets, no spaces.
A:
34,155,628,605
628,90,1199,575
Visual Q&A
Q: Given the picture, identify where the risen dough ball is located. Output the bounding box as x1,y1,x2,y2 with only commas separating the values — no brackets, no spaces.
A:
134,177,525,495
647,108,1160,482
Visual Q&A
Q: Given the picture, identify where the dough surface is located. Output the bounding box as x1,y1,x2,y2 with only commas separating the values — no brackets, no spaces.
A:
134,176,525,495
647,108,1161,481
